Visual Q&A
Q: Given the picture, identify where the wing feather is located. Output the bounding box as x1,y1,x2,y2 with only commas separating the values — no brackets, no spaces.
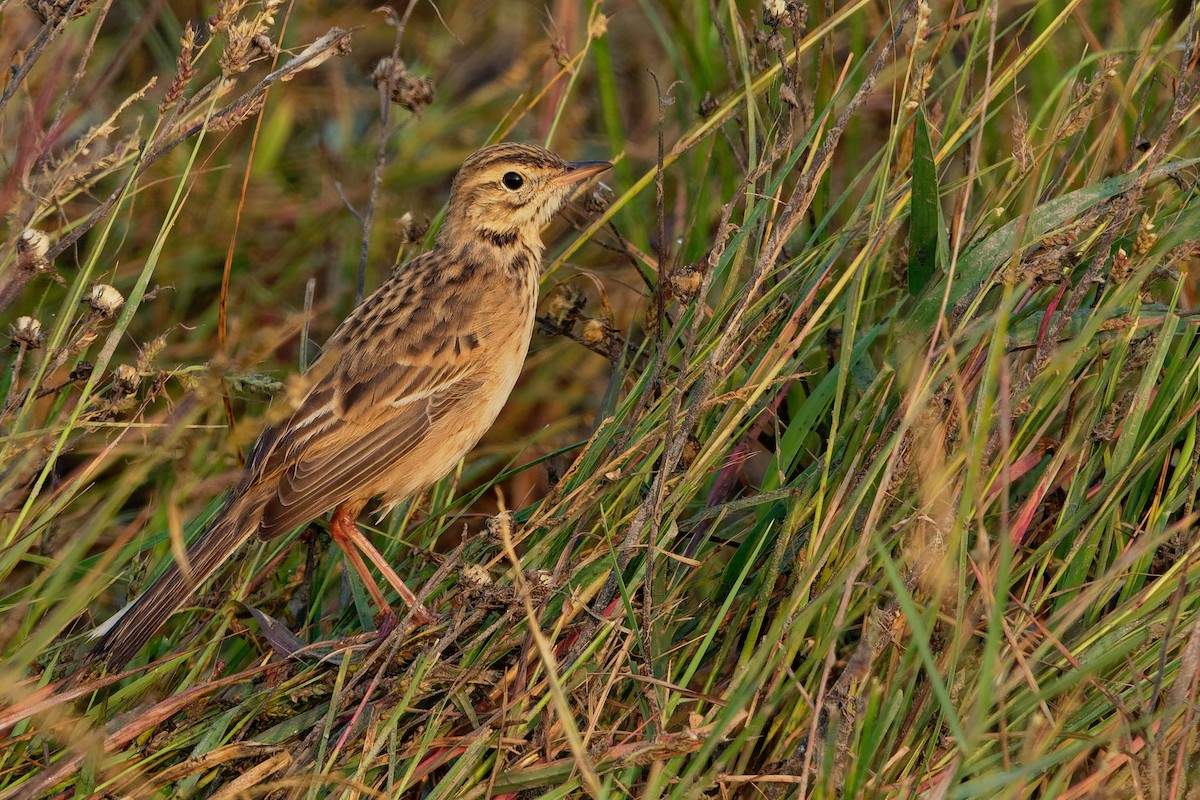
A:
256,365,480,538
247,255,486,538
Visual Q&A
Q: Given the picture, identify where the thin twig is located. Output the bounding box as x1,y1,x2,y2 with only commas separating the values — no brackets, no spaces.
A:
0,0,88,117
356,0,420,305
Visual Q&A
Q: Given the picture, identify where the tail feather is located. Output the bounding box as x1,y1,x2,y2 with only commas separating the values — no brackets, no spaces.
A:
89,508,254,670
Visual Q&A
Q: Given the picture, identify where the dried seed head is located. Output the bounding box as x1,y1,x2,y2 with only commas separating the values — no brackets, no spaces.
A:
1090,396,1126,442
112,364,140,395
26,0,97,23
669,265,703,303
1011,107,1033,174
70,361,95,382
211,94,265,132
161,23,198,112
580,317,611,347
763,0,788,26
589,12,608,39
88,284,125,318
250,34,279,58
17,229,51,275
1122,334,1158,376
136,332,169,374
526,569,554,602
913,0,931,51
208,0,244,32
904,62,934,112
396,212,430,244
10,316,43,349
544,283,587,329
371,57,435,113
1055,59,1119,141
220,19,258,77
1134,213,1158,255
461,563,492,586
581,183,613,215
1109,247,1132,284
18,229,50,261
779,83,799,108
484,510,514,544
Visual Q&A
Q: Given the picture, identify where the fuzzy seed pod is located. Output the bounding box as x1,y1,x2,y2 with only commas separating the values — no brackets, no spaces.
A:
669,266,703,303
18,229,49,260
17,229,51,273
582,183,614,215
544,283,587,329
371,57,435,113
461,563,492,586
527,569,553,602
763,0,788,26
580,317,611,347
396,212,430,244
112,364,140,395
70,361,95,382
484,510,514,543
88,284,125,318
250,34,280,58
10,316,43,349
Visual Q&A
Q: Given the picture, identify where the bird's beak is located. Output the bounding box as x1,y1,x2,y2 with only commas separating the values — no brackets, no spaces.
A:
552,160,612,187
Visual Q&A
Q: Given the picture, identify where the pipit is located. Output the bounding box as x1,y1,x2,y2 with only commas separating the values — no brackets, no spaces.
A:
90,143,611,669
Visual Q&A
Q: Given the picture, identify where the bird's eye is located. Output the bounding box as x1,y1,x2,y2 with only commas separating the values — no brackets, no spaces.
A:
501,171,525,190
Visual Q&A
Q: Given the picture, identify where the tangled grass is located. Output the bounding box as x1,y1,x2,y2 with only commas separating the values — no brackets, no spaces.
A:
2,0,1200,797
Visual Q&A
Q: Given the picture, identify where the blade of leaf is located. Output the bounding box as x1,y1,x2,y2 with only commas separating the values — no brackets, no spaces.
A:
909,109,940,295
910,156,1200,326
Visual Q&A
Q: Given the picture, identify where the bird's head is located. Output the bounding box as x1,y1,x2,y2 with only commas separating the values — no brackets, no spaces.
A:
439,143,611,251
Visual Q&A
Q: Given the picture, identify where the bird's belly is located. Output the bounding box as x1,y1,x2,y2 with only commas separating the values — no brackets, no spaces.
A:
373,328,530,509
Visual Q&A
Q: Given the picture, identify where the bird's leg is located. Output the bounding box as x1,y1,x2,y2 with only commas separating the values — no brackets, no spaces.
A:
330,502,437,625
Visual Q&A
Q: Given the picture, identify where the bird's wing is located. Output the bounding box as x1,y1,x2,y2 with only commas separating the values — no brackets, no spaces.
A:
248,266,486,538
259,364,482,538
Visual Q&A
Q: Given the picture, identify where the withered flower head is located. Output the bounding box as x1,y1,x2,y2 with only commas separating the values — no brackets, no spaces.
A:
17,229,51,273
11,316,43,349
88,284,125,318
544,283,587,329
580,317,612,347
669,266,703,303
112,364,140,395
371,57,435,113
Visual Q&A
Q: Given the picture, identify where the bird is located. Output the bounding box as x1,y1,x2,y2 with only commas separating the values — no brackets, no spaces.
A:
89,143,611,670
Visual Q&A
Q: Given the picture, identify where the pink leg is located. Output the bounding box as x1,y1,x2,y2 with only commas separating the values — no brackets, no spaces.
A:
330,502,437,625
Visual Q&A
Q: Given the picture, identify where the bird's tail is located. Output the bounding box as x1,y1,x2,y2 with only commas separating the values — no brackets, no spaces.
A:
88,505,254,670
